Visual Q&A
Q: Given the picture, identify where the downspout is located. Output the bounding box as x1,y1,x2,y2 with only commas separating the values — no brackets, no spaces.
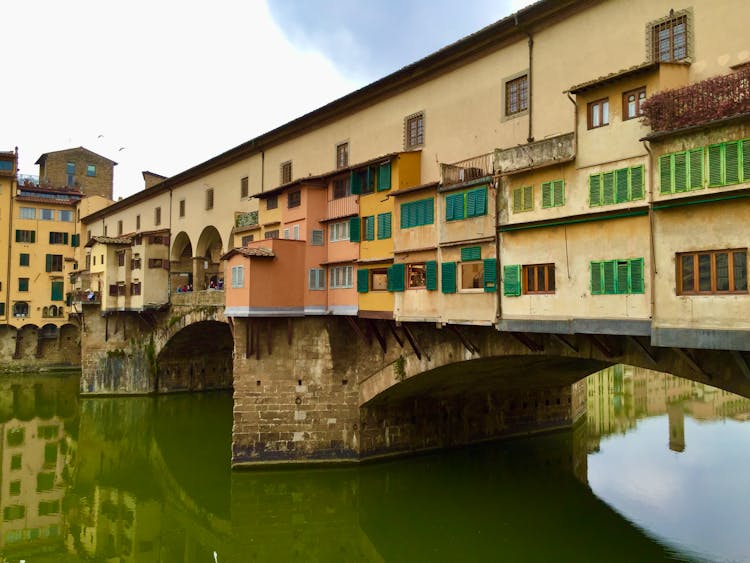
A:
643,140,657,329
261,150,265,193
515,14,534,143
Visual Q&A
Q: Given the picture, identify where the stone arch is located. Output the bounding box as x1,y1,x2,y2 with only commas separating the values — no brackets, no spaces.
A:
195,226,224,290
171,231,193,262
171,231,195,292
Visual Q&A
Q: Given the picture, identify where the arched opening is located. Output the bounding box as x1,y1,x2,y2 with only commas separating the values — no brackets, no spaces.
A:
170,231,194,293
156,320,233,393
195,226,223,290
13,302,29,318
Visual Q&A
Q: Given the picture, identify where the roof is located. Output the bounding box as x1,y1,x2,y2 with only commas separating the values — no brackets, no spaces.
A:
15,195,78,206
35,146,118,166
142,171,167,179
390,181,440,197
82,0,582,222
221,247,275,260
566,62,662,95
85,235,132,247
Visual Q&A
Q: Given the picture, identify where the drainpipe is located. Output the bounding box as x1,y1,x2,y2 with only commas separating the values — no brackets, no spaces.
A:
515,14,534,143
566,92,578,155
260,150,265,193
643,140,657,329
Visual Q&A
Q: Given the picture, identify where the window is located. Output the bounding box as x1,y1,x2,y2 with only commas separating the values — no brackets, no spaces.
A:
311,230,324,246
266,195,278,210
117,220,123,235
136,215,141,230
117,252,125,267
651,13,688,62
13,302,29,317
330,265,353,289
623,87,646,120
45,254,63,272
131,256,142,269
699,139,750,189
512,186,533,212
460,261,484,291
505,75,529,116
19,278,29,292
15,230,35,243
266,229,279,239
523,264,556,294
541,180,565,208
677,249,747,295
148,259,164,269
59,210,73,222
40,209,54,220
377,212,392,239
445,186,488,221
329,220,350,242
400,198,434,228
287,190,301,208
10,454,21,470
129,282,141,296
179,199,185,217
87,164,96,177
405,112,424,149
371,268,388,291
38,500,60,516
19,254,29,267
363,216,375,241
591,258,645,295
588,98,609,129
336,142,349,169
590,166,645,205
283,228,290,239
407,263,426,289
0,303,4,316
231,266,244,288
333,177,351,199
206,188,214,210
19,207,35,219
241,176,249,198
308,268,325,290
351,167,375,195
292,224,300,240
66,162,75,175
3,505,25,521
280,161,292,184
104,225,108,236
241,234,254,246
154,207,161,226
37,472,54,492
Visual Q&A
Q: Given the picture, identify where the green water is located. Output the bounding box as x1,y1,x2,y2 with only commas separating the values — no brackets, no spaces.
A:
0,367,748,562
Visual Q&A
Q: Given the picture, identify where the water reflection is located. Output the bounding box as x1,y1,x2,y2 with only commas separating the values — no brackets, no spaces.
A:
0,368,747,562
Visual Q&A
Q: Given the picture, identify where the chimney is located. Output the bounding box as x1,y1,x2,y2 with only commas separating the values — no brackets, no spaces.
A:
142,171,167,190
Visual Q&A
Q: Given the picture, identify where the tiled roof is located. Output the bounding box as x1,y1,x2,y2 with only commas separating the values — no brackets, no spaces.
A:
85,235,132,247
221,247,275,260
566,62,661,94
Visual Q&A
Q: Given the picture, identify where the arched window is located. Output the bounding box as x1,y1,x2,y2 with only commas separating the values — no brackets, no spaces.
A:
13,303,29,317
42,306,49,318
49,306,57,317
58,306,64,317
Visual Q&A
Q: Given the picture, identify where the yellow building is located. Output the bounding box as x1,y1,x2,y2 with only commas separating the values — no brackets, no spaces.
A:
0,150,17,324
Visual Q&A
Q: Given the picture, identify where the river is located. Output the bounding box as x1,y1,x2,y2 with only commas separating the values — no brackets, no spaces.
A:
0,365,748,562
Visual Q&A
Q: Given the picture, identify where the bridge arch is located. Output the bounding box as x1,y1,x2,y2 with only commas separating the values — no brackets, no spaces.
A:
195,226,223,290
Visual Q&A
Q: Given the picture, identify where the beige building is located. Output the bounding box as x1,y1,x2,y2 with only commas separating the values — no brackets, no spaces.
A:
36,147,116,200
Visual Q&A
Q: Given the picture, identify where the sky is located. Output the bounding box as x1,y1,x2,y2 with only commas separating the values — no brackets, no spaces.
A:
5,0,533,200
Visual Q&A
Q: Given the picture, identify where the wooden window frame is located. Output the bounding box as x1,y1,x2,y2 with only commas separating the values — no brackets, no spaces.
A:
676,249,748,295
154,207,161,226
505,74,529,116
405,112,424,149
280,161,292,185
622,87,646,120
587,98,609,129
459,261,484,292
241,177,249,199
336,142,349,169
522,264,556,294
407,263,427,290
179,199,186,218
266,195,278,210
651,14,688,62
206,188,214,210
332,176,351,199
287,190,301,209
370,268,389,292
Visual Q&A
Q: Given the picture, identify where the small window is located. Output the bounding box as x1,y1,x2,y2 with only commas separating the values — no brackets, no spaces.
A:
283,228,290,239
86,164,96,177
336,142,349,169
651,13,688,62
288,190,301,208
12,302,29,317
265,229,279,239
241,234,254,246
19,254,29,266
677,249,747,295
179,199,185,218
280,161,292,184
117,252,125,267
40,209,54,221
15,230,35,243
49,231,68,244
460,261,484,291
311,230,324,246
407,263,426,289
136,215,141,230
363,216,375,241
131,282,142,296
330,220,350,242
588,98,609,129
46,254,63,272
266,195,278,210
523,264,556,294
206,188,214,210
512,186,533,212
117,220,123,236
66,162,75,175
623,87,646,120
308,268,326,290
292,225,300,240
19,207,35,219
19,278,29,292
333,177,351,199
104,225,108,236
241,176,249,198
154,207,161,226
231,265,244,288
330,265,353,289
405,112,424,149
58,210,73,222
371,268,388,291
505,75,529,116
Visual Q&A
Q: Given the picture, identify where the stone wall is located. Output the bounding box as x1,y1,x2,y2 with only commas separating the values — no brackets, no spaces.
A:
0,324,80,372
40,149,114,199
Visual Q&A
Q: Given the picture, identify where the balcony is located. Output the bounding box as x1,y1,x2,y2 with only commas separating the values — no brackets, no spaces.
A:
494,132,575,175
71,290,101,305
642,67,750,134
326,194,358,221
441,153,494,186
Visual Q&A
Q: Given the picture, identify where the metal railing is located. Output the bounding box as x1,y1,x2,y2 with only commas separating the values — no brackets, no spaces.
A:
441,153,494,186
71,290,101,304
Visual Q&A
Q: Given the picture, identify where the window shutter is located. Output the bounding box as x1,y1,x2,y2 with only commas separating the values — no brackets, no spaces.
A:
389,263,405,292
742,140,750,182
523,186,533,210
63,233,68,245
461,246,481,262
357,269,369,293
591,262,603,294
688,148,703,190
615,169,629,203
364,216,375,240
45,254,52,273
513,188,522,212
630,166,644,200
552,180,564,206
503,264,521,296
472,186,487,216
673,151,688,192
708,144,723,187
616,261,629,294
349,216,360,242
377,213,392,239
15,230,20,243
425,260,437,290
441,262,456,294
350,170,361,195
446,193,463,220
49,232,54,244
31,231,35,243
659,155,673,194
725,141,740,185
424,198,434,225
629,258,645,293
602,172,615,204
483,258,497,292
466,190,477,217
71,234,80,247
589,175,602,206
377,162,391,191
602,261,616,294
541,181,552,208
51,281,64,301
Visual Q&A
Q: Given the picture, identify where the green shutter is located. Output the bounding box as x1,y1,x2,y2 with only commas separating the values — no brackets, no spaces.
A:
688,148,704,190
602,261,616,294
389,263,405,292
461,246,481,262
630,166,644,200
377,162,391,191
512,188,522,212
629,258,645,293
446,192,464,220
350,170,361,195
31,231,35,243
364,216,375,240
466,190,477,217
552,180,564,207
674,151,688,192
483,258,497,292
615,169,629,203
425,260,437,290
616,260,629,294
377,213,392,239
357,269,369,293
708,144,723,187
49,232,54,244
523,186,533,210
349,216,360,242
63,233,68,245
742,140,750,181
441,262,456,294
541,181,552,208
589,175,602,206
424,198,434,225
15,230,20,243
602,172,615,204
725,141,740,185
659,155,673,194
51,281,64,301
503,264,521,296
591,262,603,294
71,234,80,247
472,186,487,216
45,254,52,273
0,303,4,315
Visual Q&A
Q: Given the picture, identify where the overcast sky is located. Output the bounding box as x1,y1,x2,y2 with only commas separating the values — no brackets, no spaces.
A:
5,0,532,199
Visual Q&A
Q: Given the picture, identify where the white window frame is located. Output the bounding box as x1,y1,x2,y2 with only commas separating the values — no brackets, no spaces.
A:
231,265,244,288
459,261,484,293
292,224,300,240
283,228,290,239
329,220,350,242
20,207,35,219
308,268,325,290
40,209,54,221
330,265,353,289
58,210,73,222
